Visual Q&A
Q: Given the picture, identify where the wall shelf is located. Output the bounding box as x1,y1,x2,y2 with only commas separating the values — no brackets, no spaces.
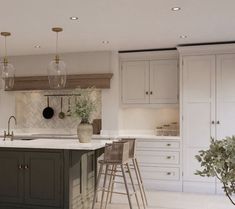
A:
6,73,113,91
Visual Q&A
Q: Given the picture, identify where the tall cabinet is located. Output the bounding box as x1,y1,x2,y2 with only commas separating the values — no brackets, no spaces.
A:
178,45,235,194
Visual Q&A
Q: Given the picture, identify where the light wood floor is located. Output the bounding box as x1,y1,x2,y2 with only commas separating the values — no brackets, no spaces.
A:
94,190,235,209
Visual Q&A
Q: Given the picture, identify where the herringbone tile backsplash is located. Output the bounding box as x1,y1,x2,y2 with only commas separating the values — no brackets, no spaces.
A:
15,90,101,132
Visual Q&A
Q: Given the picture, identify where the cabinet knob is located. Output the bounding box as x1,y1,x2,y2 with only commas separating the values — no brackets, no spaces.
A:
166,156,172,159
24,165,29,170
150,91,153,95
211,121,215,124
217,121,220,124
166,172,171,175
18,165,23,170
166,143,171,147
145,91,149,95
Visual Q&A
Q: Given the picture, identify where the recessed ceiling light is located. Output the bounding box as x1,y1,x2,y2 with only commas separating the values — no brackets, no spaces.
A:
180,35,187,39
70,16,79,20
34,45,41,48
102,41,110,44
172,7,181,11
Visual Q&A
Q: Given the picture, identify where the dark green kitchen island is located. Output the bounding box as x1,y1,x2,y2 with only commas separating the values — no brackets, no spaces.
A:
0,139,106,209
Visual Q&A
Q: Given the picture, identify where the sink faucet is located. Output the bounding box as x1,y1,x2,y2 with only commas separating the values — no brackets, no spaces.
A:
4,116,17,141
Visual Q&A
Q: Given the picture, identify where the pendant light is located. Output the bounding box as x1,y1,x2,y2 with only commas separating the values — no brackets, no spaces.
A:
47,27,67,89
0,32,15,90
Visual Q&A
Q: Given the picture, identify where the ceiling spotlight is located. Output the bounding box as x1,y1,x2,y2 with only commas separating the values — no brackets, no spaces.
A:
172,7,181,11
180,35,187,39
70,16,79,20
34,45,41,48
102,41,110,44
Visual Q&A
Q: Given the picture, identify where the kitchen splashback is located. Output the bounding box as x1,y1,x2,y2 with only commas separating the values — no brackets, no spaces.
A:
15,90,101,132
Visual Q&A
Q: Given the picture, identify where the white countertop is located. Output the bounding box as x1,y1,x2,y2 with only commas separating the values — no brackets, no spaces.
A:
0,138,111,150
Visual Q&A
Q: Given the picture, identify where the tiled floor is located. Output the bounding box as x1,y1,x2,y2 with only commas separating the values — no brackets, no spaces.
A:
95,191,235,209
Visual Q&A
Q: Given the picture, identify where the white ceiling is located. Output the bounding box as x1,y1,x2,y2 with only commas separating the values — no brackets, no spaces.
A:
0,0,235,56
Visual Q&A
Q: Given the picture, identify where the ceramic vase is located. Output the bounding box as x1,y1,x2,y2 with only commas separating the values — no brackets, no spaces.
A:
77,123,93,143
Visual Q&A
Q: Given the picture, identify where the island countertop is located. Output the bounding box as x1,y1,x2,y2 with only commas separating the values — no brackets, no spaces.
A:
0,138,111,150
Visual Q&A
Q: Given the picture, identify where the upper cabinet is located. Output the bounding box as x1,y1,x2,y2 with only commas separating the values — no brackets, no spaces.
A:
120,51,179,105
121,61,149,104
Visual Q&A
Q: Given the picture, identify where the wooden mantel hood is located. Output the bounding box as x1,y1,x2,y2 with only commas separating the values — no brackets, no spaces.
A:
6,73,113,91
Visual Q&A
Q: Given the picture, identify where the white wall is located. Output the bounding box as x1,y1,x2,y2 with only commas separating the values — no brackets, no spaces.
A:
10,51,111,76
101,51,121,135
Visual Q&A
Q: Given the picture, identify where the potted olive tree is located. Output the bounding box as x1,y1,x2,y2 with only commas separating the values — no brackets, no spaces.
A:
73,88,96,143
195,136,235,206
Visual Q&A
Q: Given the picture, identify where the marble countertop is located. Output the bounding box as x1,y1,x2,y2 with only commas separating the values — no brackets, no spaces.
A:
0,138,111,150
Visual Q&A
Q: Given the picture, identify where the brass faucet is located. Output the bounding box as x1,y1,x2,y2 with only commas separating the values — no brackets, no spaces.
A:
4,116,17,141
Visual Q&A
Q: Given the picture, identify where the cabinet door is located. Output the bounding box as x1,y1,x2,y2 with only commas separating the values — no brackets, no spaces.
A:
150,60,178,104
24,152,62,207
121,61,149,104
0,151,24,203
182,55,216,148
182,55,216,185
216,54,235,139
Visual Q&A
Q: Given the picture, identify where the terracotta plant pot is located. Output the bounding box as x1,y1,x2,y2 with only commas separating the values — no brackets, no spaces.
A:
77,123,93,143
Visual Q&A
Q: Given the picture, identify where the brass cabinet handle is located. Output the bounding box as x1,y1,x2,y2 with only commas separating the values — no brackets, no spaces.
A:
18,165,23,170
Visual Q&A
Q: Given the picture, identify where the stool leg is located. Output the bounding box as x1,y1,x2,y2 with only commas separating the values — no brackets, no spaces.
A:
126,163,141,209
92,163,104,209
104,165,115,209
121,164,133,209
134,158,148,206
132,159,146,209
109,164,117,203
100,164,109,209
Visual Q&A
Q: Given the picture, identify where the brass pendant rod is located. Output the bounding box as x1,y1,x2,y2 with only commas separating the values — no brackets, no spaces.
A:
0,32,11,65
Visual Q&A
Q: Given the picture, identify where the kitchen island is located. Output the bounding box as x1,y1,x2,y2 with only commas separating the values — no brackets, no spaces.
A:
0,138,109,209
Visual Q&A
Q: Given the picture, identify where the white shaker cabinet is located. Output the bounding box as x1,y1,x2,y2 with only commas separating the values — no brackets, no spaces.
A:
136,138,182,192
150,60,178,104
121,59,178,105
121,61,149,104
179,45,235,194
216,54,235,140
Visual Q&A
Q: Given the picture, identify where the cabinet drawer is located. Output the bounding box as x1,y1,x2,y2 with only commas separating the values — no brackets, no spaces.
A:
137,141,180,150
139,166,180,181
137,151,179,165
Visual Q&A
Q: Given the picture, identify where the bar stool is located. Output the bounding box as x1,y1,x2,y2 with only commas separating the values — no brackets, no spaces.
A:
91,141,141,209
109,138,148,208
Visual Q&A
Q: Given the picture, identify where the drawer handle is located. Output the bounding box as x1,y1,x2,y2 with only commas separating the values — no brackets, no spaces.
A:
166,172,171,175
166,143,171,147
166,156,172,159
24,165,29,170
18,164,23,170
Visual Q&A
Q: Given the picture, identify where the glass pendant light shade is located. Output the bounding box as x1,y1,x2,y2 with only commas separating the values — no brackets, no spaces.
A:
0,61,15,90
47,58,66,89
48,27,67,89
0,32,15,90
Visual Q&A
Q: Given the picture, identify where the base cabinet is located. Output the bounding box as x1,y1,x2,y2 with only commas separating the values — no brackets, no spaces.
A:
136,139,182,192
0,148,101,209
0,151,24,204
